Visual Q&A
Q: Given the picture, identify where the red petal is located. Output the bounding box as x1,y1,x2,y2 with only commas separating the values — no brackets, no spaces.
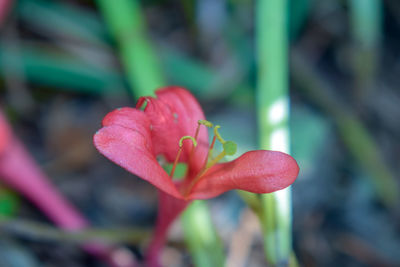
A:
187,150,299,199
102,107,148,131
94,114,182,199
138,87,209,173
102,107,155,154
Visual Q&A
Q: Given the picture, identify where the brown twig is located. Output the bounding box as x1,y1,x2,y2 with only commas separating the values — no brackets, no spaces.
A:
0,215,150,245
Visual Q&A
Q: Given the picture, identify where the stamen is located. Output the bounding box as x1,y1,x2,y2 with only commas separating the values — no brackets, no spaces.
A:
223,141,237,156
170,149,183,179
201,135,216,170
206,150,227,169
179,136,197,147
213,125,226,144
194,120,213,140
209,135,217,153
206,141,237,168
189,120,214,164
198,120,213,128
193,120,213,141
201,125,224,170
170,136,197,178
185,127,238,197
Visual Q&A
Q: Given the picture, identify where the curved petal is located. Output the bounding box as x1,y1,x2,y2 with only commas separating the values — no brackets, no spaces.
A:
187,150,299,200
94,121,182,199
137,87,209,173
102,107,148,131
101,107,155,154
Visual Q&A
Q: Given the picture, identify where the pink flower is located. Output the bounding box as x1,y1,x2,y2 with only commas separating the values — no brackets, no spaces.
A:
94,87,299,266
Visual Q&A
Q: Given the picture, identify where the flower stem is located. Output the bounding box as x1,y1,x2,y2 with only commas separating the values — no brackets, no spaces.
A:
256,0,294,265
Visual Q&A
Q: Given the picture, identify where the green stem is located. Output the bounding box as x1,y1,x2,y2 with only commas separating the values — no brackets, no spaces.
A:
256,0,293,265
0,43,125,94
349,0,382,102
182,201,225,267
96,0,164,97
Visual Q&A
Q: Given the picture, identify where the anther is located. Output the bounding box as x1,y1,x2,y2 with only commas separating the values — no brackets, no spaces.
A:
179,136,197,147
193,120,213,144
223,141,237,156
206,141,237,169
198,120,213,128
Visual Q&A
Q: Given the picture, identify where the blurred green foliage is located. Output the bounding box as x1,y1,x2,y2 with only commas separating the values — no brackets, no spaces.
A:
0,186,19,217
182,201,225,267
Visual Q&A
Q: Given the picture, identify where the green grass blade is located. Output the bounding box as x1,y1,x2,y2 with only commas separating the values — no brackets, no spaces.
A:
349,0,382,100
0,43,125,94
96,0,164,97
182,201,225,267
256,0,293,265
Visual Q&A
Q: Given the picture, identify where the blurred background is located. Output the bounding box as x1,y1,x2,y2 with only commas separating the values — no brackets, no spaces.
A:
0,0,399,266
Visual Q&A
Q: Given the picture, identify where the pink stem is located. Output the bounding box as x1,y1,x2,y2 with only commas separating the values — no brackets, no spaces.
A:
0,138,88,229
0,137,137,267
145,190,189,267
0,0,12,27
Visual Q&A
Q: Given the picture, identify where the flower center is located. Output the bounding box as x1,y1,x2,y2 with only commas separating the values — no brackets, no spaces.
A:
169,120,237,197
